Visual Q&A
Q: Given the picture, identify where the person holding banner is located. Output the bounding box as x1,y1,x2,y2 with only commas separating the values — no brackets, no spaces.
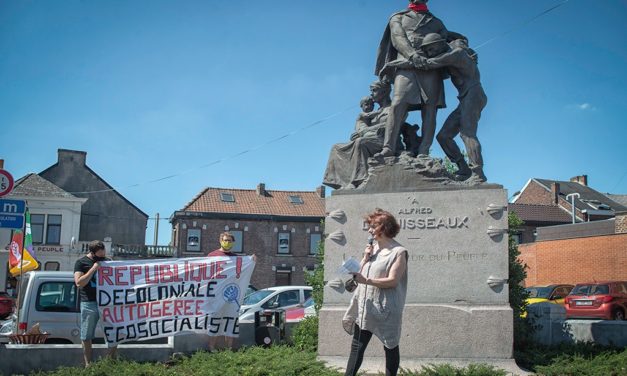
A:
342,209,408,376
74,240,117,366
207,231,241,351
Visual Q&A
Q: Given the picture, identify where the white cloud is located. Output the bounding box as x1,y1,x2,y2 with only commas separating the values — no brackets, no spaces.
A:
578,103,595,110
567,102,596,111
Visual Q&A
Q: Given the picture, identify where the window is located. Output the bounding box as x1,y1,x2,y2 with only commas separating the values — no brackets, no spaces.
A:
36,282,78,312
263,290,299,308
220,192,235,202
309,233,321,255
231,230,243,253
186,229,201,252
304,289,312,300
44,262,60,271
511,232,521,245
277,233,290,254
31,214,45,244
288,195,303,204
46,215,62,244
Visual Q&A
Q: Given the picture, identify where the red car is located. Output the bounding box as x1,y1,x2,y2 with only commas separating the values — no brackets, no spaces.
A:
565,281,627,320
0,292,14,319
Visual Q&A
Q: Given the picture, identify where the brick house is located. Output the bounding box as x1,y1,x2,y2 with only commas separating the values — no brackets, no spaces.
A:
509,175,627,243
170,183,325,289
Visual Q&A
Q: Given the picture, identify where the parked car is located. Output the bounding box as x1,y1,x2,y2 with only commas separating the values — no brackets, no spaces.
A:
0,292,15,319
522,284,573,318
565,281,627,320
239,286,312,323
285,297,316,322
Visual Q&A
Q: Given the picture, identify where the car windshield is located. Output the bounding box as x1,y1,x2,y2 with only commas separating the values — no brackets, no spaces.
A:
243,290,274,305
570,284,609,296
526,287,553,299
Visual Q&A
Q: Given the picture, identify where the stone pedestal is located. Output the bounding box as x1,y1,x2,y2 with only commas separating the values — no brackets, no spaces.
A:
318,186,523,373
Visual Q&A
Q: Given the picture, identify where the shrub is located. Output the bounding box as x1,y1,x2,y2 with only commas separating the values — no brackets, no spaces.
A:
534,348,627,376
291,316,319,352
395,363,508,376
508,212,533,348
515,342,626,374
305,225,325,313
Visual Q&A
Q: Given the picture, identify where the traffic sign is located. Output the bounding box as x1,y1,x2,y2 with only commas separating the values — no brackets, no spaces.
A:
0,198,26,229
0,214,24,229
0,169,14,197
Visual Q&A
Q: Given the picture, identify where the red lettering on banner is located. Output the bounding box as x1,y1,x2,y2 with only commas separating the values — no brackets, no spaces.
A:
138,303,149,320
115,266,128,286
99,266,114,286
195,300,203,315
214,261,226,279
102,307,113,322
145,265,158,284
130,266,142,284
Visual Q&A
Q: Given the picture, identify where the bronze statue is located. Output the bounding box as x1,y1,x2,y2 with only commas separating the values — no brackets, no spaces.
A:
323,80,392,189
374,0,447,158
417,33,487,182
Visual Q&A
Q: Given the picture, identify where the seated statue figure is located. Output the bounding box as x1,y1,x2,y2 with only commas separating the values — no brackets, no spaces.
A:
323,80,392,189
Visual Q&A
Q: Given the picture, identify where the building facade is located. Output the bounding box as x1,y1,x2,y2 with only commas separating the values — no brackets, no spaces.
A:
510,175,627,243
0,174,92,292
39,149,148,245
170,183,325,289
518,212,627,286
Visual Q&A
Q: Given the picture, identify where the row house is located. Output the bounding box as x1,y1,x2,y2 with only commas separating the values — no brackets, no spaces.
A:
170,183,325,289
510,175,627,243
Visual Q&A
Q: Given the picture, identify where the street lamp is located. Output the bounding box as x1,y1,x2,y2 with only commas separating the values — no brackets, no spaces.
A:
566,193,580,224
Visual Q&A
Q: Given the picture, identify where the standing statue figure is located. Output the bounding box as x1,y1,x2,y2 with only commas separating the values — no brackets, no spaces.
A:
323,80,393,189
418,34,488,182
374,0,448,158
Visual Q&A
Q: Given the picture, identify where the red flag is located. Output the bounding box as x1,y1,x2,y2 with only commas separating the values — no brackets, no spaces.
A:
8,230,23,269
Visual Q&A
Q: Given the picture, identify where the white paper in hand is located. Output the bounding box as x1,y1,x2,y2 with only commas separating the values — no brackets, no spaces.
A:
337,257,361,275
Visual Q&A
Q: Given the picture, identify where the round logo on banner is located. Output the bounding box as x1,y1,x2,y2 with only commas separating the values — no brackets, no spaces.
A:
0,169,14,197
223,283,241,308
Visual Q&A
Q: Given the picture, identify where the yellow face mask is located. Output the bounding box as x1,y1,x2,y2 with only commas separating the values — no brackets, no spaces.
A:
220,240,234,251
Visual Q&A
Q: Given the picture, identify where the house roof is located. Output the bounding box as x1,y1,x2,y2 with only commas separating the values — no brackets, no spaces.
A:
181,187,325,218
534,178,627,213
508,203,572,224
605,194,627,208
9,173,79,199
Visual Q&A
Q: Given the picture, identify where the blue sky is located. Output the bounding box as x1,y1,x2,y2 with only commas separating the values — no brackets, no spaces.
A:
1,0,626,245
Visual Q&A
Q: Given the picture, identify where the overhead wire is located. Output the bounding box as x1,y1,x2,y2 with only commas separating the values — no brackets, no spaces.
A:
9,1,573,198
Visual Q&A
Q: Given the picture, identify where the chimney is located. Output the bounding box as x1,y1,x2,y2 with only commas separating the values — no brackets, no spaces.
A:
570,175,588,186
58,149,87,166
551,182,560,204
316,185,326,198
256,183,266,196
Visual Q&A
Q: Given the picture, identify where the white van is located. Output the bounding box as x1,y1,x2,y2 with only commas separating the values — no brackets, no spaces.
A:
239,285,312,323
1,271,166,345
1,271,96,344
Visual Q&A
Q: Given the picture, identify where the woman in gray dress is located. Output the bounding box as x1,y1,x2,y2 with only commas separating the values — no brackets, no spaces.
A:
343,208,408,376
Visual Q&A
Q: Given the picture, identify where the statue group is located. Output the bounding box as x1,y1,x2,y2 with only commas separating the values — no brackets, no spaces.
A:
323,0,488,190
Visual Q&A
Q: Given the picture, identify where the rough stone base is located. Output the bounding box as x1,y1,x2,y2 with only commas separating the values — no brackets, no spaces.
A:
318,356,532,376
318,304,513,359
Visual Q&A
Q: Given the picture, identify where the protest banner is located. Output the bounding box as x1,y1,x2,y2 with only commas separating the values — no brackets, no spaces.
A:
96,256,254,346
